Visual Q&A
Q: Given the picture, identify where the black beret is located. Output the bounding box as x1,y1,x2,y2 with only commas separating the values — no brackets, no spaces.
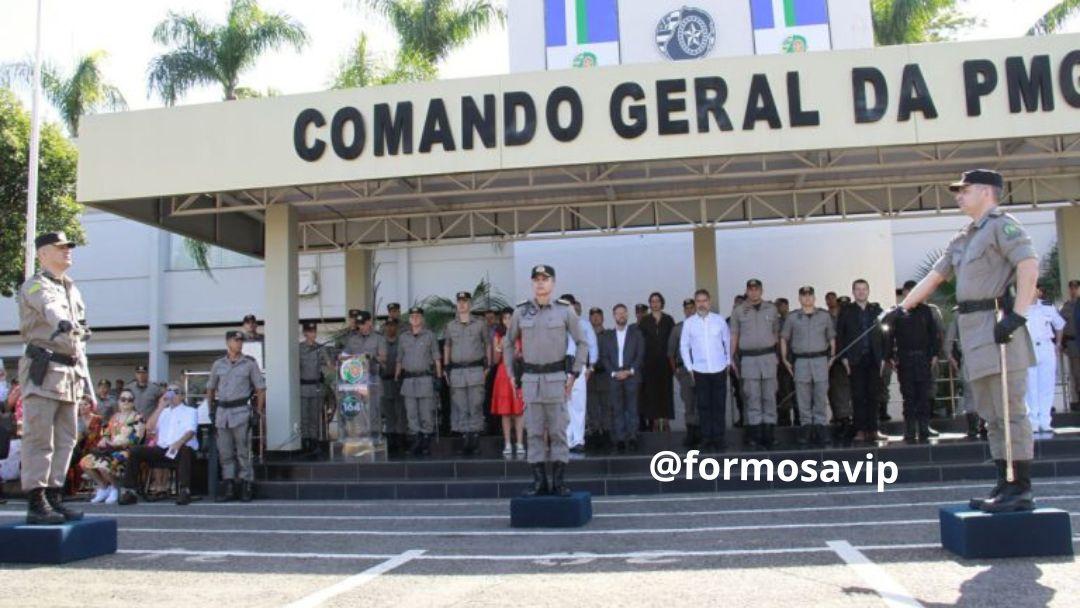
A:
949,169,1004,191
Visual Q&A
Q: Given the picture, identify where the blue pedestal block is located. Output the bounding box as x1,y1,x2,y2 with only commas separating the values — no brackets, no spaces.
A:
939,505,1074,559
0,517,118,564
510,492,593,528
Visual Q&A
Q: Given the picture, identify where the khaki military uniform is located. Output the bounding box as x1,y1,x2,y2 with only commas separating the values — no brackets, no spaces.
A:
128,382,163,421
381,336,407,435
508,299,587,464
341,330,387,438
668,320,697,426
444,317,490,433
299,340,331,440
207,354,265,481
17,270,91,492
945,315,976,415
397,328,440,434
932,207,1036,461
781,308,835,425
730,301,781,425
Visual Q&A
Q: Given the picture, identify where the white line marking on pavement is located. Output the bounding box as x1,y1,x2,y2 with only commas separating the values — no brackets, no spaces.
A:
828,540,925,608
281,549,424,608
12,494,1079,522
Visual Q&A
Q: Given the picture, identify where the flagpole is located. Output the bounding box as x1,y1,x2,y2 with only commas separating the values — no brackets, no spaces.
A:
24,0,45,281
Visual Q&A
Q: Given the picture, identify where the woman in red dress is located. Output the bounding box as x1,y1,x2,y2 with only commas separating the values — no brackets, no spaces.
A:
491,308,525,458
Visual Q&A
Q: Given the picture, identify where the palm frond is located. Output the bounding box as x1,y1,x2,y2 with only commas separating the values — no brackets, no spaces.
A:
416,277,510,336
147,50,221,106
183,237,214,277
913,248,956,309
1028,0,1080,35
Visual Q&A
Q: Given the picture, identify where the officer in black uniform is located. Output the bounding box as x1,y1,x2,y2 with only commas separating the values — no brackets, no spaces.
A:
886,281,943,443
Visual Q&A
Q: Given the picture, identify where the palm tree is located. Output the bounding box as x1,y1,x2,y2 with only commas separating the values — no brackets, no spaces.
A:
1028,0,1080,35
363,0,504,66
331,33,437,90
870,0,976,45
0,50,126,137
147,0,307,105
417,278,511,336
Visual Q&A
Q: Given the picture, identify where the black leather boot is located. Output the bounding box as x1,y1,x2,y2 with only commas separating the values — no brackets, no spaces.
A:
26,488,65,525
762,424,776,450
215,479,234,503
796,425,810,447
523,463,549,497
917,418,931,443
420,433,433,456
550,461,571,497
744,424,760,449
969,460,1007,509
903,418,918,444
44,488,83,521
410,433,424,456
814,424,829,447
965,413,980,439
682,425,700,449
240,480,254,503
980,461,1035,513
0,482,7,504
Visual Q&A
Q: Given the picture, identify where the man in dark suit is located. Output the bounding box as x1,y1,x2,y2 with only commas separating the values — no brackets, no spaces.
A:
835,279,886,443
599,304,645,452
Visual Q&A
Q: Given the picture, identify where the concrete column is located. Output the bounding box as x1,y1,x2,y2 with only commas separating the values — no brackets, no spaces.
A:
264,203,300,452
1057,207,1080,290
147,228,169,383
693,228,719,309
396,247,411,309
345,248,373,313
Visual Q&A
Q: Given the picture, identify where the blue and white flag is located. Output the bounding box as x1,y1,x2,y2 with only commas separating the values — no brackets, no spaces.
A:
545,0,621,69
750,0,832,55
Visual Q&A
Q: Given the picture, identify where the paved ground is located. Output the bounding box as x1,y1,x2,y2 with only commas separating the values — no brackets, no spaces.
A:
1,478,1078,607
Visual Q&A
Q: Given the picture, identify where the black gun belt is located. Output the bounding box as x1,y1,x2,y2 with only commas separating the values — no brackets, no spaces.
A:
24,345,76,366
446,359,485,371
217,398,250,409
792,350,830,360
401,370,432,379
523,361,565,374
738,347,776,358
300,378,321,385
957,298,1005,314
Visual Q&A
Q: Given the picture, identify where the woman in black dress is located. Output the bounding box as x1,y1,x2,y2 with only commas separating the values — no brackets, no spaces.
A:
638,292,675,431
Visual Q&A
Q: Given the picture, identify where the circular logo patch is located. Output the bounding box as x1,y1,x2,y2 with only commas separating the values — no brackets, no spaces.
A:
655,6,716,61
340,395,364,419
782,34,809,53
339,355,368,385
573,51,599,68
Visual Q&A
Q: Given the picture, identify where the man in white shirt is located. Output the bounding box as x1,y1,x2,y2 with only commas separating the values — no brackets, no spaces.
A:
1026,285,1066,435
680,289,732,450
562,294,598,454
118,384,199,506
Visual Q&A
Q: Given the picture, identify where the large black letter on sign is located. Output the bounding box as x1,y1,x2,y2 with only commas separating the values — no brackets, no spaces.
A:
1062,50,1080,108
419,98,457,153
546,86,583,142
462,94,497,150
294,108,326,162
331,107,365,160
787,71,820,127
1006,55,1055,113
743,74,782,130
898,64,938,121
694,77,733,133
851,67,887,123
374,102,414,156
657,79,690,135
963,60,998,117
610,82,647,139
504,92,537,146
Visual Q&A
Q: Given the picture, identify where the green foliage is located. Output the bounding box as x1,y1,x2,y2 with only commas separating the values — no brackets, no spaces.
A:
1039,242,1061,302
330,33,437,90
148,0,307,104
913,247,956,309
362,0,504,65
870,0,978,45
417,278,510,335
1027,0,1080,35
1,50,126,137
0,89,83,297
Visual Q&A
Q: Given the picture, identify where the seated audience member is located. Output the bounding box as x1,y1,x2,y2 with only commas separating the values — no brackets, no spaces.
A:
118,384,198,506
67,395,103,495
96,380,117,420
79,389,146,504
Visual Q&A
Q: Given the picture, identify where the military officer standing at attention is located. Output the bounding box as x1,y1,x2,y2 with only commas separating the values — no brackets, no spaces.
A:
396,307,442,456
730,279,781,449
899,169,1039,512
128,364,163,420
508,265,587,497
298,321,331,457
444,291,491,456
1024,283,1065,436
586,307,612,450
669,298,700,448
780,287,835,447
380,319,409,455
18,232,92,524
341,310,387,443
241,314,263,342
561,294,597,455
386,303,402,326
206,330,266,502
886,281,943,444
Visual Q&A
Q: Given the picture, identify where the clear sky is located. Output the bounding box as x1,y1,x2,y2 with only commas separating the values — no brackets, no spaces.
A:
1,0,1078,122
